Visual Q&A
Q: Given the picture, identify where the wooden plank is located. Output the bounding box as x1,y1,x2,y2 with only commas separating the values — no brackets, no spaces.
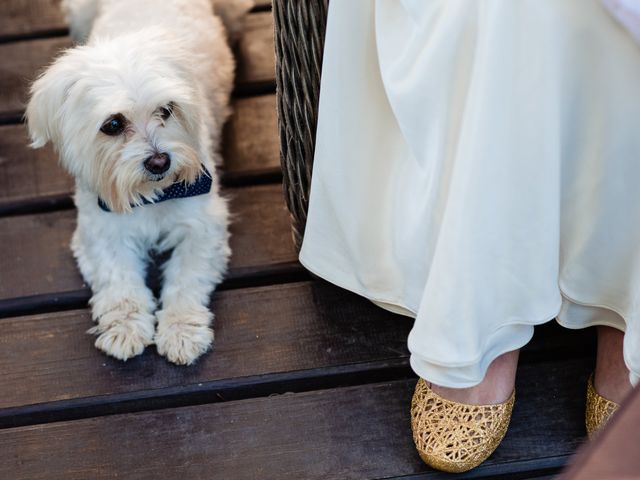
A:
0,183,296,304
0,0,65,42
0,209,82,296
0,281,411,412
0,94,279,213
253,0,272,10
0,0,272,41
0,36,70,117
235,11,275,93
0,12,274,117
0,124,73,206
223,94,279,177
225,184,295,273
0,306,593,428
0,357,590,480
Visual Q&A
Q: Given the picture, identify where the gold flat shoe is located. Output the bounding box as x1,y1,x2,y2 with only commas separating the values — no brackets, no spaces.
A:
585,374,619,437
410,378,515,473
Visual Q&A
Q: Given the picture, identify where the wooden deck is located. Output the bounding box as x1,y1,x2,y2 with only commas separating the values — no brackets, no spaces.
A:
0,2,596,479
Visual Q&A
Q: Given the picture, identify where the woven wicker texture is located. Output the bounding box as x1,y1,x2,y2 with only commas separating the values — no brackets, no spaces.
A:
585,374,619,437
411,378,515,473
273,0,329,250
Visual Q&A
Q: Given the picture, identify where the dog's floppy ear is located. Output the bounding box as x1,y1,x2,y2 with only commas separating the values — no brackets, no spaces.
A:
25,50,81,149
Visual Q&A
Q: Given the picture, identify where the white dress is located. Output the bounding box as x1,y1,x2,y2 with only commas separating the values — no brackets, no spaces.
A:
299,0,640,388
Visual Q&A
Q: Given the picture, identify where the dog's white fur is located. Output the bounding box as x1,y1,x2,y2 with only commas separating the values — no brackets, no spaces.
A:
26,0,251,365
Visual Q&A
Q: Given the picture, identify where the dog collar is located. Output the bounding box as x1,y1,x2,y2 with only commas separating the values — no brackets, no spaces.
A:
98,167,213,212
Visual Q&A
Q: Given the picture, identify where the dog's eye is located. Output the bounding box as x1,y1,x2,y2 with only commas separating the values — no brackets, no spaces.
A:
100,114,126,136
160,103,174,120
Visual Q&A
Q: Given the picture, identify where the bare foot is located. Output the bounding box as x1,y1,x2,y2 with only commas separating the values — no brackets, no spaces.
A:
594,326,633,404
430,350,519,405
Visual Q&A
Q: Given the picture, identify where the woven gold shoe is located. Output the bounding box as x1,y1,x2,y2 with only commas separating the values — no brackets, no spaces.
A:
585,374,619,437
410,378,515,473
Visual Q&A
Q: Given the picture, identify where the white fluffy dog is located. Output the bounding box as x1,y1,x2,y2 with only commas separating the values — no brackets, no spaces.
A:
26,0,251,365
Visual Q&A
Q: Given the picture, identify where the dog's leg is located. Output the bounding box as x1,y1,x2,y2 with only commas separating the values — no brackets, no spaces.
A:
154,203,230,365
73,223,156,361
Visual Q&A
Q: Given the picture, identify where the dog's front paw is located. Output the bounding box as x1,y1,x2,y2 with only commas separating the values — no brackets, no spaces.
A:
88,307,156,361
154,308,214,365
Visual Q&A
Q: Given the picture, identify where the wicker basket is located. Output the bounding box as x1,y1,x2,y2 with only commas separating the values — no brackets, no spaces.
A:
273,0,329,251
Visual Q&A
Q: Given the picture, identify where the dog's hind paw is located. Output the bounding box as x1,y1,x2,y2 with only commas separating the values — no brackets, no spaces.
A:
154,308,214,365
88,309,155,361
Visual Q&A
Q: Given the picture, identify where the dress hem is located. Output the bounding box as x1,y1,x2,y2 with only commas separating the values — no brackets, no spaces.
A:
299,252,640,387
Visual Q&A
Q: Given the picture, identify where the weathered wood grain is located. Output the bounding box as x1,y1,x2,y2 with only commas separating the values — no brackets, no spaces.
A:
0,184,296,303
0,209,81,296
0,0,65,41
253,0,272,10
0,0,271,41
235,11,275,93
0,305,594,429
0,11,275,116
225,183,296,273
0,357,590,480
0,281,411,411
223,94,279,176
0,36,70,116
0,124,72,206
0,94,279,212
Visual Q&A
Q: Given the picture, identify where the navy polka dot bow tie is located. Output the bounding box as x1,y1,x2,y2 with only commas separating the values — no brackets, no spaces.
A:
98,166,213,212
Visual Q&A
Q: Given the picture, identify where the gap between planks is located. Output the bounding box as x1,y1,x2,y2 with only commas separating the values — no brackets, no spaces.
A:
0,12,276,119
0,93,281,217
0,192,305,319
0,359,591,480
0,284,595,431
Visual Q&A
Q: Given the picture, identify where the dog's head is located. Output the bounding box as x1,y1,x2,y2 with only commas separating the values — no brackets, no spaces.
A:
26,30,205,212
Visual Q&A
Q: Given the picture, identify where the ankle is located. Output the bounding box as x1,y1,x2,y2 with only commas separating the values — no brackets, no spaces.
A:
430,350,519,405
595,326,632,404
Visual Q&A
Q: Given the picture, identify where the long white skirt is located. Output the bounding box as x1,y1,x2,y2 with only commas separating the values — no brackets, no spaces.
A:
299,0,640,388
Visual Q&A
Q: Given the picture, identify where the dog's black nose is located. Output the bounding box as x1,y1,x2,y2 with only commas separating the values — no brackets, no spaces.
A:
144,153,171,175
